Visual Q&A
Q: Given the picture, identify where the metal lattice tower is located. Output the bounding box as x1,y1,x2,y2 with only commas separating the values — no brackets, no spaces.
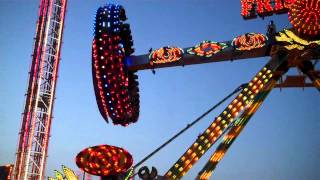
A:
14,0,67,179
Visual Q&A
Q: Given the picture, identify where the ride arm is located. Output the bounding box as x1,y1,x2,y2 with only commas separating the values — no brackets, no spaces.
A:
164,47,288,179
196,77,279,180
126,40,270,71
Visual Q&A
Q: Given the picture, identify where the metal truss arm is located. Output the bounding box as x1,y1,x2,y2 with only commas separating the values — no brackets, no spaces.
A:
196,78,279,180
126,42,269,71
164,48,288,179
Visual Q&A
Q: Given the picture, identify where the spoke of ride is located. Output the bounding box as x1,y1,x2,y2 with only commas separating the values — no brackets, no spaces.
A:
197,79,277,180
165,66,275,179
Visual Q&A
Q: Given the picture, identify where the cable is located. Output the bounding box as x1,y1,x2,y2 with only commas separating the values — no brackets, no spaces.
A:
132,83,247,170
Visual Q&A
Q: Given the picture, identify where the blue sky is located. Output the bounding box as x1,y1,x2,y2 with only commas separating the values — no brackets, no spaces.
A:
0,0,319,179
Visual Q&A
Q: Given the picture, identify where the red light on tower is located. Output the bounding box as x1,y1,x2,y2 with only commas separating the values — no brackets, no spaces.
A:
288,0,320,36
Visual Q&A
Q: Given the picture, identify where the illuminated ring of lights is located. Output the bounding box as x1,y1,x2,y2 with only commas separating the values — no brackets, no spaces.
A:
75,145,133,177
149,46,184,65
288,0,320,36
187,40,227,57
232,33,267,51
92,4,139,126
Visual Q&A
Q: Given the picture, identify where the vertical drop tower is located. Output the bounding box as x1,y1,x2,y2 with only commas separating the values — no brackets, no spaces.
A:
14,0,67,179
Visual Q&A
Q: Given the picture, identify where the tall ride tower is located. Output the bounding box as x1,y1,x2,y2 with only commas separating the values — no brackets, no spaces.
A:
14,0,67,179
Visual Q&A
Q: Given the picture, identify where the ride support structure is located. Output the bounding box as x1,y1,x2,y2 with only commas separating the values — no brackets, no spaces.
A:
14,0,67,179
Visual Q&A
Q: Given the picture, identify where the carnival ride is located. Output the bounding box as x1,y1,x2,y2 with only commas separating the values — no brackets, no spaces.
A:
13,0,67,179
77,0,320,179
8,0,319,179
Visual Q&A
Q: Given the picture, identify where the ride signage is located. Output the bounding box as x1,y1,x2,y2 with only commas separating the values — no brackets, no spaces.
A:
241,0,295,19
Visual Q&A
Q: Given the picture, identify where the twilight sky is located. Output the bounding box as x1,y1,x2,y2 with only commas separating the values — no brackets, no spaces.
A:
0,0,319,179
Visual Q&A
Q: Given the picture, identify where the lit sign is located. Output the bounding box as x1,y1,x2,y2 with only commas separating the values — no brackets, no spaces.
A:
241,0,295,19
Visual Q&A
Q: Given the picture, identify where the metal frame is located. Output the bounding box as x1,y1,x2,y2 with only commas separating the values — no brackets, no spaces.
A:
14,0,67,179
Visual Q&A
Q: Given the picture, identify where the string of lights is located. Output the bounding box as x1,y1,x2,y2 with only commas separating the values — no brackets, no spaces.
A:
92,4,139,126
75,145,133,177
197,79,278,180
288,0,320,36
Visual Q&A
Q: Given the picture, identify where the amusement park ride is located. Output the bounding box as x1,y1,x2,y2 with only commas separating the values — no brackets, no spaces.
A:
8,0,319,180
77,0,320,179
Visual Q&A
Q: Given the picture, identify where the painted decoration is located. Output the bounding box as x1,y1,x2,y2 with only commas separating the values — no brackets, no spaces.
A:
187,41,227,57
232,33,267,51
149,46,184,65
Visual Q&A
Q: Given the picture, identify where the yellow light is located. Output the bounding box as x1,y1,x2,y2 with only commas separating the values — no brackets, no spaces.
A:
175,163,179,168
239,93,243,97
181,156,186,161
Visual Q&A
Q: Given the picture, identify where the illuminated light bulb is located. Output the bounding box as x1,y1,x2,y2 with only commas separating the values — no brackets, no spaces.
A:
250,94,255,99
217,116,222,121
255,89,259,94
258,72,262,76
179,167,183,172
252,85,257,90
222,120,226,124
227,114,231,118
223,111,227,115
206,129,210,134
244,88,248,92
239,93,243,97
248,82,253,86
211,123,216,128
210,132,214,137
233,99,238,103
204,139,208,143
228,104,233,109
264,79,269,83
268,74,273,78
262,75,266,79
253,77,258,81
